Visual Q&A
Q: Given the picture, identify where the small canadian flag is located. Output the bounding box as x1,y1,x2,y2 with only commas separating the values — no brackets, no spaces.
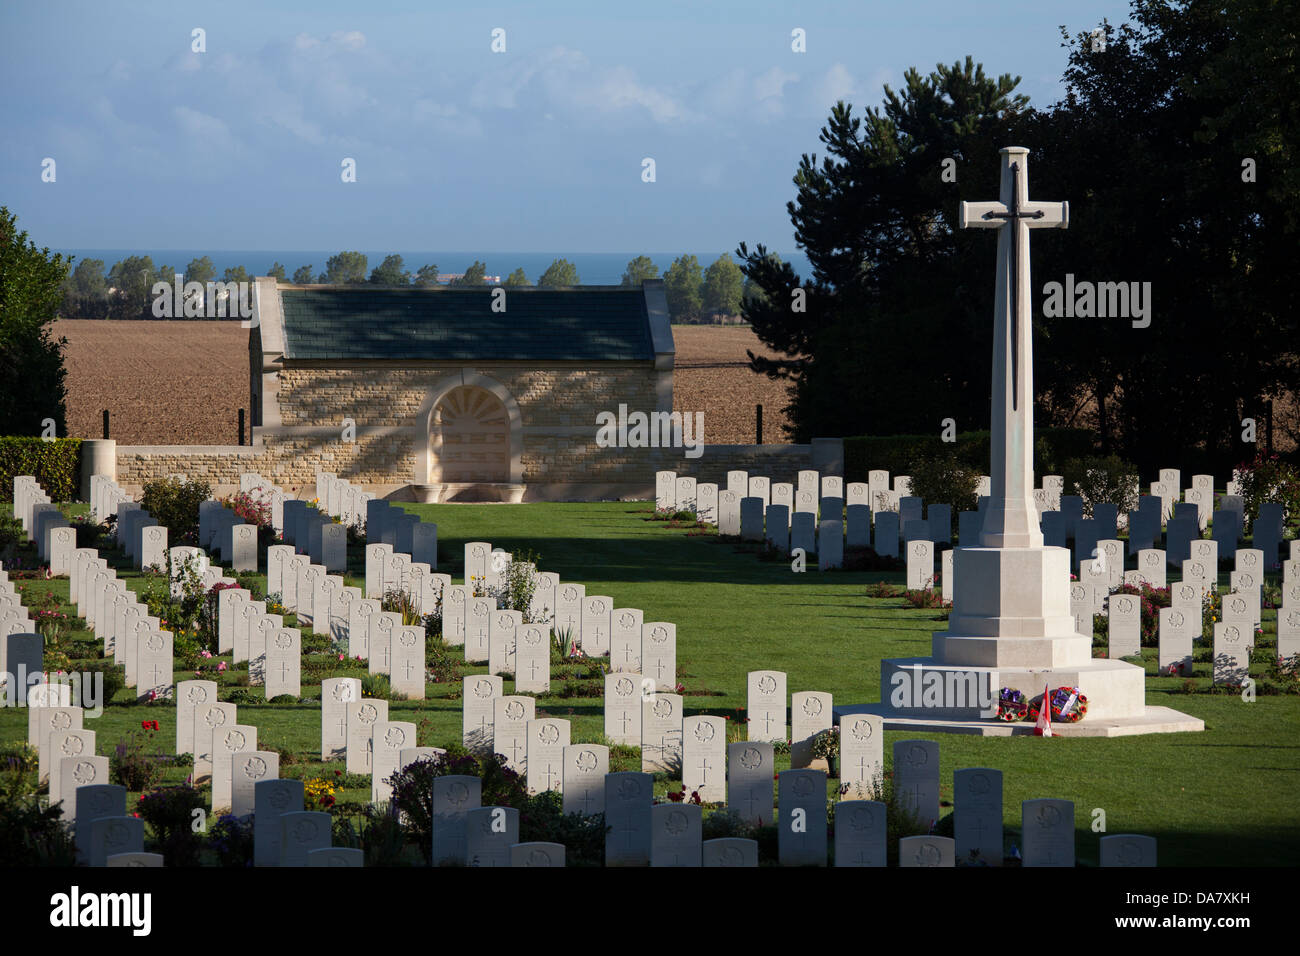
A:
1034,683,1053,738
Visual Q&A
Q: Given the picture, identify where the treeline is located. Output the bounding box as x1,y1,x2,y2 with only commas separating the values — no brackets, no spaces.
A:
61,255,263,320
59,251,757,323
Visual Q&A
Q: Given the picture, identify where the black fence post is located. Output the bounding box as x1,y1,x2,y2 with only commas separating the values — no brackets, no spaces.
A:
756,404,763,445
238,408,245,446
102,409,109,439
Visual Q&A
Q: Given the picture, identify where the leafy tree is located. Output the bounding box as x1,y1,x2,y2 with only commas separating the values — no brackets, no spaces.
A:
537,258,580,287
450,261,488,286
222,265,250,285
0,207,71,433
620,255,660,287
107,255,158,319
185,256,215,285
503,267,531,287
291,264,315,284
369,254,411,286
663,254,704,322
413,264,441,287
737,57,1029,440
1025,3,1300,473
266,262,286,281
325,251,368,285
702,253,744,316
62,258,109,318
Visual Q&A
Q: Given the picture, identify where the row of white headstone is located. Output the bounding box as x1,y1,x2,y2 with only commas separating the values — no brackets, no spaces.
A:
1,566,37,655
58,766,359,866
361,497,438,568
311,471,377,532
90,474,182,572
17,476,81,575
1077,544,1300,680
19,679,304,865
399,742,1156,867
656,468,941,515
70,545,186,701
662,465,1288,554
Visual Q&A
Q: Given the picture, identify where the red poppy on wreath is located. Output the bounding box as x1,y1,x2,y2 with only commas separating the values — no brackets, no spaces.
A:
1027,686,1088,723
996,687,1028,722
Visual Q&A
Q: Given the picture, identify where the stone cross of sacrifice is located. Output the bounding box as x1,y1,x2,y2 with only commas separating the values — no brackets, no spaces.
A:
959,147,1068,550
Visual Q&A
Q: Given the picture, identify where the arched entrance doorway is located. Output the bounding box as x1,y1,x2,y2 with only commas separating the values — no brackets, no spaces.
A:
430,385,511,484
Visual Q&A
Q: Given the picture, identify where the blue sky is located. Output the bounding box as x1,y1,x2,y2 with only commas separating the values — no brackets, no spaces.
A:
1,0,1136,254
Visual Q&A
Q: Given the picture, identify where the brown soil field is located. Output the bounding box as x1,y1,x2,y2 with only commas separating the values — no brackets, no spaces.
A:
54,320,796,446
56,320,248,445
670,325,796,444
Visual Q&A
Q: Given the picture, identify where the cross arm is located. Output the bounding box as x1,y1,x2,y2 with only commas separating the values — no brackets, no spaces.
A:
959,201,1008,229
1023,200,1069,229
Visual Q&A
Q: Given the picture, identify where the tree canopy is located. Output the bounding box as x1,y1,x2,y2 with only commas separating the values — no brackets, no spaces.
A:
537,258,580,287
620,255,659,287
450,261,488,286
369,254,411,286
702,253,743,316
325,251,368,285
663,254,704,322
0,207,70,433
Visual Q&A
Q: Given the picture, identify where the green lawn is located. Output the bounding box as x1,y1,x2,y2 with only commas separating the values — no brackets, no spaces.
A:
3,500,1297,865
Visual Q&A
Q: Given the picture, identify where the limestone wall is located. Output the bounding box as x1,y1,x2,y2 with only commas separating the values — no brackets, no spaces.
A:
112,440,819,499
274,364,661,429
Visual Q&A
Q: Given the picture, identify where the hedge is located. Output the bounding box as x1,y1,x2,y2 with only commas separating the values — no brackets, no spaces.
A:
843,428,1097,483
0,437,83,503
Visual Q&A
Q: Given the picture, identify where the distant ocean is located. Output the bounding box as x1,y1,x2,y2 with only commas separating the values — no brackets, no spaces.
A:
54,250,813,285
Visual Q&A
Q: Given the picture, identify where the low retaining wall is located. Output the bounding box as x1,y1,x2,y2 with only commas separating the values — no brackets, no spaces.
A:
106,439,838,501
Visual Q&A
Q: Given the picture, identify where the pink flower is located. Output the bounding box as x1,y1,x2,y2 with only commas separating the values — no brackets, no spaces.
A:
338,653,344,660
218,661,227,672
200,650,212,659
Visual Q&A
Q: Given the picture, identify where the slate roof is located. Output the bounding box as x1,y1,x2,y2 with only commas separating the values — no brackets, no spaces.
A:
278,286,655,361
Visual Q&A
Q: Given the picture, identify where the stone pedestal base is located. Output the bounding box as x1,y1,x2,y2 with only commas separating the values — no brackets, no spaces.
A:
852,541,1204,735
879,656,1148,721
833,702,1204,737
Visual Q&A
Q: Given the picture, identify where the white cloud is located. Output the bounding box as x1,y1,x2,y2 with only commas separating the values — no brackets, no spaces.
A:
470,46,691,124
577,64,689,123
172,105,235,144
815,63,858,105
754,66,798,102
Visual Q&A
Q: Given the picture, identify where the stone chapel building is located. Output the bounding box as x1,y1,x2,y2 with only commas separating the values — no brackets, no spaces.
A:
246,277,676,500
111,277,826,498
